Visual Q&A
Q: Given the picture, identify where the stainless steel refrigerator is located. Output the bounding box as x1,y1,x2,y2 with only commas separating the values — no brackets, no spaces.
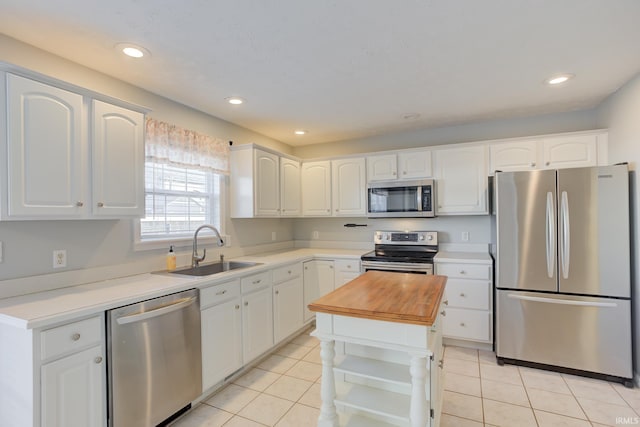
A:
495,164,632,384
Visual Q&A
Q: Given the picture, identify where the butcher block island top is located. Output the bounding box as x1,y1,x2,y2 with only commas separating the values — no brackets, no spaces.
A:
308,271,447,326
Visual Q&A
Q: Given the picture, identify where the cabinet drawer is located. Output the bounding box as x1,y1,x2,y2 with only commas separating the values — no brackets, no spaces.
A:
335,259,361,273
436,263,491,280
272,263,302,283
201,279,241,309
442,308,491,342
241,271,272,294
445,279,491,310
41,316,102,360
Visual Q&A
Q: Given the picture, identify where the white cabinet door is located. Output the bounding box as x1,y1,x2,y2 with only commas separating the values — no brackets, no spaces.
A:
489,140,539,173
280,157,301,216
301,161,332,216
398,150,432,179
242,287,274,363
6,73,85,218
201,298,243,390
92,100,144,217
543,134,597,169
334,259,361,289
331,157,366,216
303,260,335,321
41,345,105,427
434,146,488,215
255,149,280,216
273,277,304,343
367,154,397,181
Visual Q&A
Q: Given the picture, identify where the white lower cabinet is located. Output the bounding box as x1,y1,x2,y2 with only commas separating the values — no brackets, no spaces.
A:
334,258,361,289
242,286,274,362
41,345,105,427
200,279,243,391
435,253,493,345
273,263,303,344
303,260,335,322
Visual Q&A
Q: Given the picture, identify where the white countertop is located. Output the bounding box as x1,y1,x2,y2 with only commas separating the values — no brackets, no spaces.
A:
0,248,367,330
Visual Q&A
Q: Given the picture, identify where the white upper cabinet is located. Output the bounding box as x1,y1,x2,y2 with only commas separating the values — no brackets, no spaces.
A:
230,146,303,218
489,131,605,174
301,161,332,216
434,145,488,215
331,157,366,216
92,100,144,217
542,134,598,169
367,149,432,181
1,72,146,220
255,149,280,216
490,140,539,173
5,74,85,218
280,157,301,217
367,154,397,181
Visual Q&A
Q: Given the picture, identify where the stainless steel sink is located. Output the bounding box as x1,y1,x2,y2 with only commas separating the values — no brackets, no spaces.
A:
170,261,261,276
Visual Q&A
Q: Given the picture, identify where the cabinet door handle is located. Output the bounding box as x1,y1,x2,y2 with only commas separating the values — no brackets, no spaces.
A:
393,171,397,176
440,310,446,317
244,301,249,306
252,279,261,284
94,356,103,364
97,202,104,207
347,265,351,269
215,289,227,295
235,304,240,310
443,300,449,306
460,293,466,297
71,333,81,341
275,290,279,295
459,270,466,275
546,161,550,166
530,162,536,167
438,359,444,369
460,322,466,327
403,171,407,175
287,270,292,274
76,201,84,207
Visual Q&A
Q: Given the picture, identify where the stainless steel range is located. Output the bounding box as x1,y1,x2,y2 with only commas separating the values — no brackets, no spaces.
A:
361,231,438,274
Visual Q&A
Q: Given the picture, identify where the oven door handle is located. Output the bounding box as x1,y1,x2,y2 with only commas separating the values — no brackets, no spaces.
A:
361,261,432,274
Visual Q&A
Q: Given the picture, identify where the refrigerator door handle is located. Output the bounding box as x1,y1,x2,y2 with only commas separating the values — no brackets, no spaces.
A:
507,293,618,308
560,191,570,279
546,192,555,278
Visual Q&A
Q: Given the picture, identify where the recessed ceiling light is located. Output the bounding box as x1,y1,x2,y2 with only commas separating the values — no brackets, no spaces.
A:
294,130,307,135
116,43,150,58
546,74,574,86
226,97,245,105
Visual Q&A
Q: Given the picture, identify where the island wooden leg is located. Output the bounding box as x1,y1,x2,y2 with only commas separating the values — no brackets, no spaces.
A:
318,338,339,427
409,352,428,427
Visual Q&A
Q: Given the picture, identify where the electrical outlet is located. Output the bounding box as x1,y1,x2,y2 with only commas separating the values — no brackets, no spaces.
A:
312,231,319,239
53,250,67,268
461,231,470,242
271,231,277,241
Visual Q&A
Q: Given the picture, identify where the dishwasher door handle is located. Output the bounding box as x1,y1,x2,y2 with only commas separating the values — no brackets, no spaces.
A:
116,297,197,325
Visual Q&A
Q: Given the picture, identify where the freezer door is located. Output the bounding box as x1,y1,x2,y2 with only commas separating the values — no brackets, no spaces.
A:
496,170,557,291
496,290,632,378
557,165,630,297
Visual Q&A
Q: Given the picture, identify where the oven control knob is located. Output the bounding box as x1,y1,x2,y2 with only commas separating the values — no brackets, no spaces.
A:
427,235,433,241
419,235,425,240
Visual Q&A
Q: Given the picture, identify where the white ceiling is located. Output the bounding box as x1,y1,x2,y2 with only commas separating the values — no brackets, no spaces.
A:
2,0,640,146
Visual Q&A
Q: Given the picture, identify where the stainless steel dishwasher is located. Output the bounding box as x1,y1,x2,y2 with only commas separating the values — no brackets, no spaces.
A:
107,288,202,427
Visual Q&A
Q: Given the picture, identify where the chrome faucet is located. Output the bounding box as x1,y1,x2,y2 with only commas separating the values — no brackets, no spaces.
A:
192,225,225,267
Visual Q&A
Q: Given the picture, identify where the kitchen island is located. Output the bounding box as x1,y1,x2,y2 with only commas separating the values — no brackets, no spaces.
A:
308,271,447,427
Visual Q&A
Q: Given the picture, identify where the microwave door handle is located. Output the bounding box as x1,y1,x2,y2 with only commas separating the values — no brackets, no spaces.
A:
417,187,423,212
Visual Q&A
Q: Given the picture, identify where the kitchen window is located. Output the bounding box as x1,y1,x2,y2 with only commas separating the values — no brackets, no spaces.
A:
140,161,223,241
136,117,229,249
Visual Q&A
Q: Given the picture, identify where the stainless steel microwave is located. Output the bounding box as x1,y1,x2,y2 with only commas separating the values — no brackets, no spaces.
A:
367,179,436,217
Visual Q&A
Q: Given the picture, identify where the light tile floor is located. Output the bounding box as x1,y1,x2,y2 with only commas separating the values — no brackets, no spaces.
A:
173,329,640,427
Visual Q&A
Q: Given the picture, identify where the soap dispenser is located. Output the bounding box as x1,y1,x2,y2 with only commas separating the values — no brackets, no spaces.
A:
166,245,177,271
